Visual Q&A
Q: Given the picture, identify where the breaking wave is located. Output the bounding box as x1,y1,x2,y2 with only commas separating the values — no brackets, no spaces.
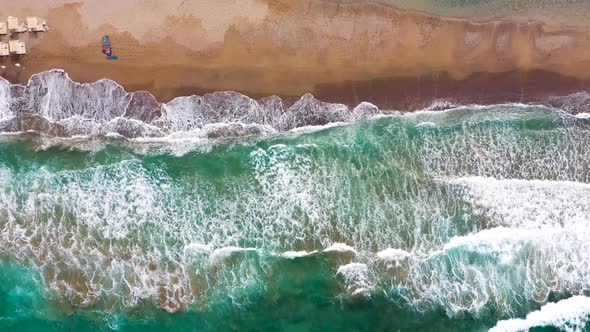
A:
2,69,590,142
0,70,379,139
490,296,590,332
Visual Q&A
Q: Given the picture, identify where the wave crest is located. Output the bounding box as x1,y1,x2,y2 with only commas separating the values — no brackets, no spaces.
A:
1,70,380,139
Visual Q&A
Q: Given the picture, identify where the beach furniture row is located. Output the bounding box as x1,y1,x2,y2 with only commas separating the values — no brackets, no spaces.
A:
0,16,48,34
0,40,26,56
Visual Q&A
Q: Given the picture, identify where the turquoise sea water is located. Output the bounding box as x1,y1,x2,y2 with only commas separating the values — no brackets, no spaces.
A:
377,0,590,25
1,103,590,331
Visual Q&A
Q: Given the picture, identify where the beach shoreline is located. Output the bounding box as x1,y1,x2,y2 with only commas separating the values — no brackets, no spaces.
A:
4,67,590,112
2,0,590,109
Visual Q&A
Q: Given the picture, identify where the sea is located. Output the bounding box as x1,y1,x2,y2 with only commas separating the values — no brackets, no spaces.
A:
0,70,589,331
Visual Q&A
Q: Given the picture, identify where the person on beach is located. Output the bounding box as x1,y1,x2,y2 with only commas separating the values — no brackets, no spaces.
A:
102,35,118,59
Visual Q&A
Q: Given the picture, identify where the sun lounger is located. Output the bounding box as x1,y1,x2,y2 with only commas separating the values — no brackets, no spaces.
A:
8,40,26,55
0,43,9,56
26,17,49,32
7,17,27,33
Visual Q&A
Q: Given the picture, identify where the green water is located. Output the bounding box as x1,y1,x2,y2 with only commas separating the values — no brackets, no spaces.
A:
373,0,590,26
1,105,590,331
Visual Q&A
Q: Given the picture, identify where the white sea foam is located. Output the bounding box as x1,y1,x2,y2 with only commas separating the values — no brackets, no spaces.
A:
442,227,547,264
337,263,373,296
398,176,590,315
288,121,349,134
0,78,12,121
412,102,524,115
413,100,458,113
183,243,211,255
490,296,590,332
0,70,381,140
411,222,590,316
376,248,412,261
449,177,590,229
324,243,357,254
281,250,318,259
416,121,436,128
1,69,587,144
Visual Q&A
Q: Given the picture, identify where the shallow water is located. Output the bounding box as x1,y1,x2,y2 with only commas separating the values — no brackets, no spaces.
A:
1,100,590,331
377,0,590,25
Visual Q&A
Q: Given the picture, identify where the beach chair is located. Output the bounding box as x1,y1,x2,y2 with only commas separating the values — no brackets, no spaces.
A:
7,16,27,33
0,43,9,56
26,17,49,32
0,22,7,35
8,40,26,55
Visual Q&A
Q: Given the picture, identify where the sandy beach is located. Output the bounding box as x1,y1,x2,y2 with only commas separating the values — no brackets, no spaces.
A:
3,0,590,109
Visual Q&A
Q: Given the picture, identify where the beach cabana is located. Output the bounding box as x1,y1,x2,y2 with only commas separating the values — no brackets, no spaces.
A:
8,40,25,54
26,17,49,32
7,16,27,33
0,22,7,35
0,43,9,56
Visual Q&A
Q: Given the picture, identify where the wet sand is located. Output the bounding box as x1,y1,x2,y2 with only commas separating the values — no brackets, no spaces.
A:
2,0,590,109
315,69,590,110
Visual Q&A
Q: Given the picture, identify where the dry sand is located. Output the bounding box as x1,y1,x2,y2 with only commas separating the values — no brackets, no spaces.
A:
2,0,590,109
